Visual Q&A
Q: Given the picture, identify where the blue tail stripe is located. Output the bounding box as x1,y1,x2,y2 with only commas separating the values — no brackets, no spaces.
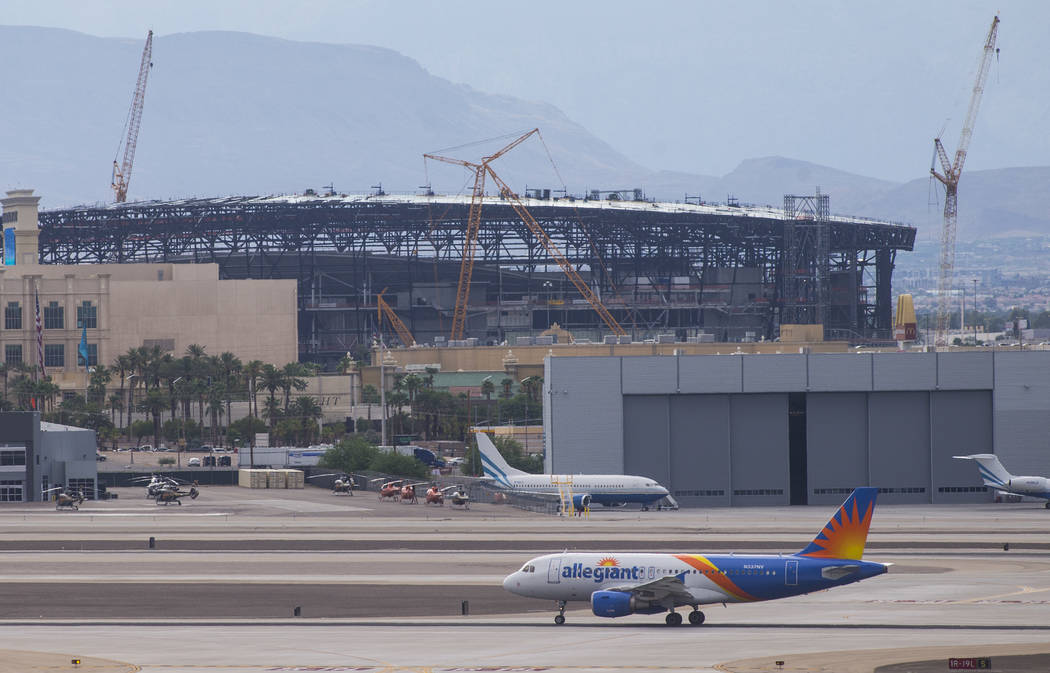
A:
479,451,512,486
976,464,1005,487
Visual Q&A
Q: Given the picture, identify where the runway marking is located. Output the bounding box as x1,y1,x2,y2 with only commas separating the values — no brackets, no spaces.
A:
950,585,1050,604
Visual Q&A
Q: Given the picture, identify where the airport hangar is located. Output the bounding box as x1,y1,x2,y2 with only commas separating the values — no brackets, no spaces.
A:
542,350,1050,508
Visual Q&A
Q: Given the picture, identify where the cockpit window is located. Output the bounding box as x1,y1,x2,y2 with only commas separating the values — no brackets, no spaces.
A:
520,564,536,573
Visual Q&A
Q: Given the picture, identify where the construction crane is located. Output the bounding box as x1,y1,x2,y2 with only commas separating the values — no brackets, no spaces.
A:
111,30,154,203
931,15,999,346
377,288,416,347
424,129,539,340
425,129,627,338
484,167,627,336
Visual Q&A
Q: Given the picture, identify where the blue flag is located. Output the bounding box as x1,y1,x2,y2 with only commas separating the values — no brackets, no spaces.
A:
78,323,89,369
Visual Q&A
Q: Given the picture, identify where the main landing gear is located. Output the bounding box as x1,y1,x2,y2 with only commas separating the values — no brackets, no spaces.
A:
665,609,705,626
554,600,567,625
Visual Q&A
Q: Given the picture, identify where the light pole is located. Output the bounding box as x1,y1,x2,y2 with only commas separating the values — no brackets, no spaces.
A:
125,374,137,464
520,376,535,454
172,376,183,466
543,280,553,329
973,278,978,346
379,337,387,447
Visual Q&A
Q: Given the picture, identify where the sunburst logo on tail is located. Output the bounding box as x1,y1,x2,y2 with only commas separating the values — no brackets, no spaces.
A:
799,488,877,560
596,557,620,567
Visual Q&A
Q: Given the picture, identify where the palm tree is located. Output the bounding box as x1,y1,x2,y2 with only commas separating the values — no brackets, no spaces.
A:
280,362,309,410
402,373,423,403
243,359,264,439
261,364,284,408
481,378,495,401
262,397,282,429
108,393,123,427
207,384,225,446
136,388,169,450
87,364,112,407
500,377,514,399
217,352,242,442
0,363,9,408
289,396,322,445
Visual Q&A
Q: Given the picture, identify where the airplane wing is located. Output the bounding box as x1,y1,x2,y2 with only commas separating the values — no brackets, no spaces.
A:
607,573,694,605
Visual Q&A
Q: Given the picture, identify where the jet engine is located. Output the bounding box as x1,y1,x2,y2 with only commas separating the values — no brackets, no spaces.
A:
591,590,664,618
572,494,592,509
1007,476,1050,495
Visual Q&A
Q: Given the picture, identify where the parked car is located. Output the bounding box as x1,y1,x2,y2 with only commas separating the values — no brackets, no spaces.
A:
138,445,153,452
187,457,201,467
96,452,106,462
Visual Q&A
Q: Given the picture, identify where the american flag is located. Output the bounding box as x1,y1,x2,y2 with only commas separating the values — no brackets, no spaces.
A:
35,292,45,376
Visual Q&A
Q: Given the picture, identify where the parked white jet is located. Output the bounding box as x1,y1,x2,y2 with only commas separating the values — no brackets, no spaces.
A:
475,431,670,510
954,453,1050,508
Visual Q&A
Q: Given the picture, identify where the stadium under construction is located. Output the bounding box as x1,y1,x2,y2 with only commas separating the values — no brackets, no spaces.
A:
39,190,915,365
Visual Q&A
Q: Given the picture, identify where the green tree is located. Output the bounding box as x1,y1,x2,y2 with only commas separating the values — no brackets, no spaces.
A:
131,419,153,446
369,451,429,480
136,388,169,449
319,434,378,472
289,395,323,445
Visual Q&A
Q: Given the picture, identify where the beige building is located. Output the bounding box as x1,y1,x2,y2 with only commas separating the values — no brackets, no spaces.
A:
1,189,298,392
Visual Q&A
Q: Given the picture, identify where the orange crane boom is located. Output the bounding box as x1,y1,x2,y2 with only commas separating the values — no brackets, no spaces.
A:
484,167,627,337
931,15,999,346
377,288,416,347
424,129,539,340
111,30,154,203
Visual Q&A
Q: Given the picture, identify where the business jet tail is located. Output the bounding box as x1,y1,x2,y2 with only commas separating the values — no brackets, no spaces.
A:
475,431,527,485
953,453,1012,489
797,487,878,560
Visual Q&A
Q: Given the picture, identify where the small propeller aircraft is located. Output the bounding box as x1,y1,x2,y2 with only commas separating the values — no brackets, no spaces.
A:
43,486,86,511
371,479,404,502
307,473,357,495
442,485,470,509
154,485,199,505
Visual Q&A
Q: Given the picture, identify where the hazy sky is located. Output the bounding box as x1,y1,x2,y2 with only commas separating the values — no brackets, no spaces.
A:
6,0,1048,182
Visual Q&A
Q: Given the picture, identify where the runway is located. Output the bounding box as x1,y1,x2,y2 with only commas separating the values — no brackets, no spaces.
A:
1,486,1048,672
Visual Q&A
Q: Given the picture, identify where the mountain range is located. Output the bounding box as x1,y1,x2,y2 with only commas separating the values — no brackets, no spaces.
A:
1,26,1046,241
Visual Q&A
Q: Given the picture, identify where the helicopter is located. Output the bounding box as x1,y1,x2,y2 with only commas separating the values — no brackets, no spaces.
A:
132,474,183,498
154,485,199,505
442,485,471,509
424,484,445,506
43,486,86,511
306,473,357,495
371,478,403,502
399,482,429,505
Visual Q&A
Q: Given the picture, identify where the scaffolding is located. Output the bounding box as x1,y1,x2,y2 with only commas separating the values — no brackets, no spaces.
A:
36,193,915,358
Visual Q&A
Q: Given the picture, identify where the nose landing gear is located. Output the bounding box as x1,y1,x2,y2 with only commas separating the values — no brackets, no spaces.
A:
554,600,567,625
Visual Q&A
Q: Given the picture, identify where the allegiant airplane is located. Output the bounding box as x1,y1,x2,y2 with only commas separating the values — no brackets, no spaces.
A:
475,431,670,509
503,487,888,626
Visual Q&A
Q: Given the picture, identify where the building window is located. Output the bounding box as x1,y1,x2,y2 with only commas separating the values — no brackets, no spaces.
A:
4,344,21,366
43,301,63,329
0,450,26,466
77,301,97,329
0,480,23,502
68,478,95,500
44,343,64,367
4,302,21,330
732,489,785,496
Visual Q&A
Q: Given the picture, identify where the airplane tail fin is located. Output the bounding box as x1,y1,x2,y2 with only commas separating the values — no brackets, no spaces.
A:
953,453,1012,489
798,487,878,560
475,431,526,486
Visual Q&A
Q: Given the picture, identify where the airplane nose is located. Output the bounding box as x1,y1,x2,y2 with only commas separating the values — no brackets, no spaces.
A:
503,572,521,594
